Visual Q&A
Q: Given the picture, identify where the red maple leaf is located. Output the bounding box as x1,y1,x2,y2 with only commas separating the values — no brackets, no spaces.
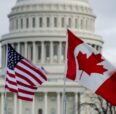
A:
77,52,107,79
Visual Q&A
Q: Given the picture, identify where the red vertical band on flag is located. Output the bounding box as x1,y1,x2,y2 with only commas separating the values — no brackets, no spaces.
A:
66,29,83,80
96,72,116,105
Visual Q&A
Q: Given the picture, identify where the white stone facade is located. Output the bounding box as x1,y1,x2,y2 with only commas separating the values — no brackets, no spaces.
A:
0,0,103,114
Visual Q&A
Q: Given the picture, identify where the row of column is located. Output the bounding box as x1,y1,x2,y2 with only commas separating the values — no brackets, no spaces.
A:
2,41,102,67
0,92,80,114
17,41,65,64
0,93,18,114
10,16,95,32
2,41,66,67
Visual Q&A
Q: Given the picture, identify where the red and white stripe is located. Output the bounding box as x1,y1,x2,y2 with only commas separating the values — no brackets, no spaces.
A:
6,59,47,101
6,68,36,101
17,81,37,101
15,59,47,86
5,69,17,93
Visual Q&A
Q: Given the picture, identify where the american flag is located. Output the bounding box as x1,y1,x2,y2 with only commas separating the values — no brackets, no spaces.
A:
5,44,47,101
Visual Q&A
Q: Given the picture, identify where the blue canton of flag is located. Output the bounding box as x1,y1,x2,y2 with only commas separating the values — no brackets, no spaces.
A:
7,44,24,70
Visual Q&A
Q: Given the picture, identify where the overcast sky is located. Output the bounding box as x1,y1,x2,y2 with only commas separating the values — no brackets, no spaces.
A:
89,0,116,67
0,0,116,66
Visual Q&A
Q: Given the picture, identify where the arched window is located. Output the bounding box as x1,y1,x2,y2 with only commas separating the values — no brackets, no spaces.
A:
39,17,43,27
10,19,12,30
12,19,15,30
81,19,83,29
26,18,29,28
53,42,59,62
20,42,25,56
16,19,18,29
38,109,43,114
61,42,66,62
37,42,41,61
32,17,36,28
75,18,78,28
27,42,33,61
2,45,7,67
21,18,23,29
54,17,57,27
61,17,65,27
47,17,50,27
45,42,50,62
68,18,71,27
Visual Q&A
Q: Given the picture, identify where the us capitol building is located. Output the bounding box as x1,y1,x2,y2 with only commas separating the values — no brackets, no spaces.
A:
0,0,103,114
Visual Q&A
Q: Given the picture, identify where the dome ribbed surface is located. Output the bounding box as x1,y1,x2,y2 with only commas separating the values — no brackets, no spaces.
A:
16,0,89,7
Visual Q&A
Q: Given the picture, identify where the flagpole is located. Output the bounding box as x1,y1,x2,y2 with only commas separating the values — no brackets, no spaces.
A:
63,25,69,114
4,88,8,114
4,44,8,114
63,76,66,114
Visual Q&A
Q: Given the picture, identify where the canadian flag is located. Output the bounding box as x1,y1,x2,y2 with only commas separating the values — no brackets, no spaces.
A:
66,29,116,105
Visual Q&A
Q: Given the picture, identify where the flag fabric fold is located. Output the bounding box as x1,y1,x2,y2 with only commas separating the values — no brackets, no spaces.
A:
66,29,116,105
5,44,47,101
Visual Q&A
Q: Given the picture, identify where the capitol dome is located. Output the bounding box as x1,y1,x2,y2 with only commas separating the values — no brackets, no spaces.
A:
1,0,103,68
0,0,103,114
16,0,90,5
